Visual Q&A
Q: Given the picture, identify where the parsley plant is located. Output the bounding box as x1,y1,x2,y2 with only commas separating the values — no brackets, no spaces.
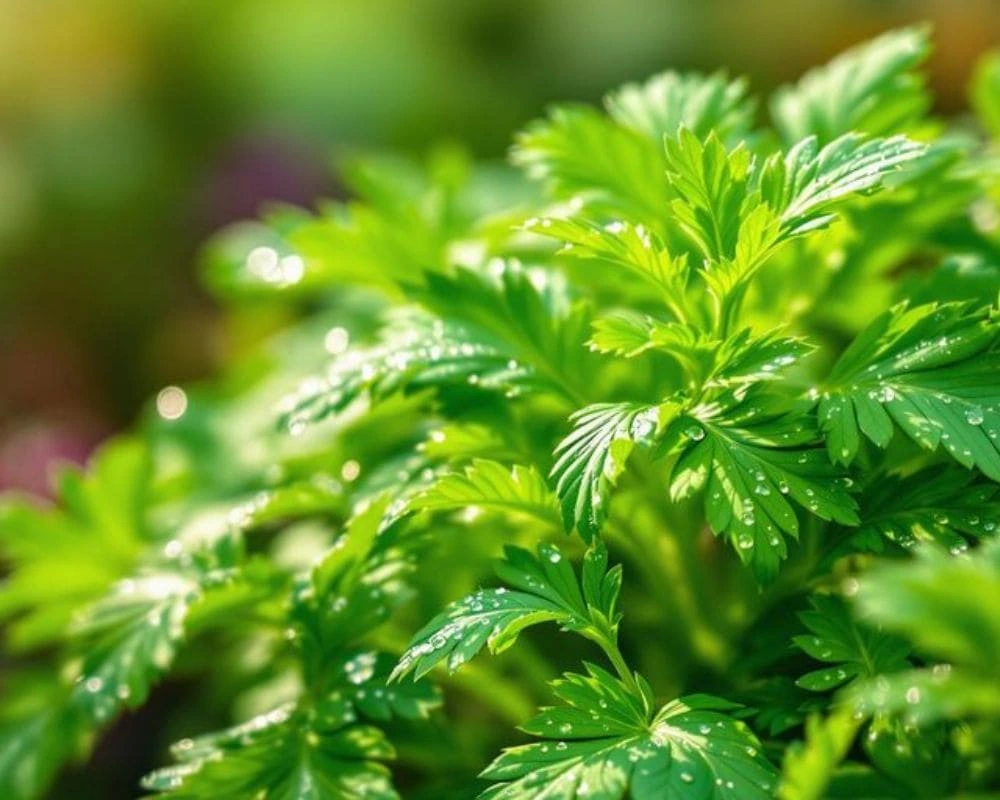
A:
2,26,1000,799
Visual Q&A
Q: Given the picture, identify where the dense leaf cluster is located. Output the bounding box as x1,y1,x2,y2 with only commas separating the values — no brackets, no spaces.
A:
2,26,1000,799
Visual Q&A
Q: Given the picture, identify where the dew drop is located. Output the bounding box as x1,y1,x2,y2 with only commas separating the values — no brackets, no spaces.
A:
965,408,985,426
685,425,706,442
932,663,952,680
340,460,361,482
156,386,188,421
324,327,350,355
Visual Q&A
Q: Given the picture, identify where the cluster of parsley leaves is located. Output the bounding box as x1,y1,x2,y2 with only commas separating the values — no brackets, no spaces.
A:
2,25,1000,800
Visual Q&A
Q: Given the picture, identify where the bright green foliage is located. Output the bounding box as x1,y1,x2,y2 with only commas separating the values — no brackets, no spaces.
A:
664,129,761,266
793,595,909,692
817,302,1000,476
143,700,399,800
0,530,269,799
481,675,776,800
777,709,862,800
552,403,662,539
284,266,593,429
415,459,560,528
69,570,200,722
3,26,1000,800
851,465,1000,552
606,70,755,146
513,108,669,225
392,542,621,679
526,216,690,316
667,406,858,580
757,133,928,237
0,438,150,649
848,540,1000,725
657,127,926,317
771,26,931,144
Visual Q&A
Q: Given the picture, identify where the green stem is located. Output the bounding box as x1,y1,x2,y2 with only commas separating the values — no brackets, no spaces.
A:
584,623,648,714
627,459,732,670
605,640,645,702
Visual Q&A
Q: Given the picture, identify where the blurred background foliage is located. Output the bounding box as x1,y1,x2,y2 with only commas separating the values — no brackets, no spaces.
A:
1,0,998,498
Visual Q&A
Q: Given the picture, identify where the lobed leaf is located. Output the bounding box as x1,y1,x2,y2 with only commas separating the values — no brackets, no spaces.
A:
415,459,561,528
513,107,668,224
0,438,150,649
817,302,1000,477
771,26,931,145
792,595,909,693
758,133,928,238
143,699,398,800
847,540,1000,726
551,403,663,540
668,406,858,581
850,465,1000,553
392,542,620,681
606,71,755,146
480,679,777,800
777,709,862,800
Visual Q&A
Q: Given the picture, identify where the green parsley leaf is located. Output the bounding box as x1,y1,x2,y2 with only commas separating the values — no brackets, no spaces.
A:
551,403,663,540
771,26,931,145
817,302,1000,476
793,595,909,693
512,106,668,224
777,709,862,800
142,698,398,800
667,406,858,581
607,71,755,146
664,128,761,266
392,542,621,680
415,459,560,529
525,216,690,319
851,465,1000,553
847,541,1000,726
68,571,202,724
757,133,928,238
0,438,150,649
480,669,777,800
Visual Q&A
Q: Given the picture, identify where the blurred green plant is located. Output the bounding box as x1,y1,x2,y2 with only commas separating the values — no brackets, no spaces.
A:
2,25,1000,799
